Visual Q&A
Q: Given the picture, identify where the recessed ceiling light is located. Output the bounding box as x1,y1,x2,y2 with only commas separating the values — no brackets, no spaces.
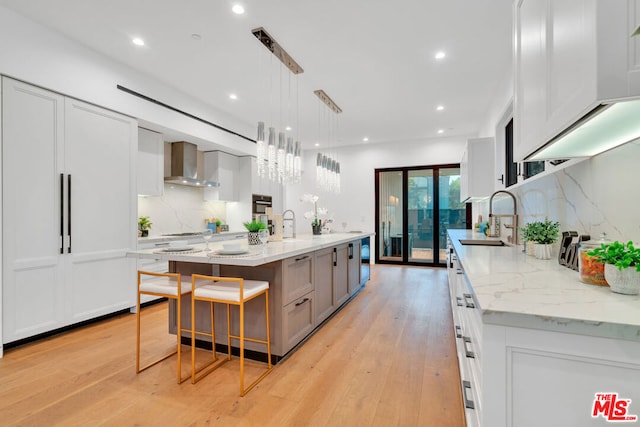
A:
132,37,145,46
315,143,320,147
437,129,445,134
363,137,369,142
229,93,238,100
285,126,292,131
232,4,245,14
435,51,446,60
436,105,444,111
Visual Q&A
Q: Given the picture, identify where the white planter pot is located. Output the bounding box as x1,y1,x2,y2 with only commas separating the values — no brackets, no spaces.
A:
247,232,261,246
604,264,640,295
526,241,536,256
534,243,553,260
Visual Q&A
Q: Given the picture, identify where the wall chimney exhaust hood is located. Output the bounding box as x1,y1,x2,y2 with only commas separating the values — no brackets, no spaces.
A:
164,141,220,188
526,98,640,161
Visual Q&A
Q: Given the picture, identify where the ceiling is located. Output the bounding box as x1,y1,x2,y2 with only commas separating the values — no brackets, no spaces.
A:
0,0,513,151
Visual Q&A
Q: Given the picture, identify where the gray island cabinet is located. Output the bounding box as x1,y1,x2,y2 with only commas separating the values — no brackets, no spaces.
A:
128,233,370,361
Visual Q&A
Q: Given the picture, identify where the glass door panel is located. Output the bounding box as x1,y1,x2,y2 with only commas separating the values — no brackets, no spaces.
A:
408,169,434,263
438,168,466,263
378,170,403,262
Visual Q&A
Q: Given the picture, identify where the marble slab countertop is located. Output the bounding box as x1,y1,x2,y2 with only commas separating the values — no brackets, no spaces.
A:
129,232,373,267
137,230,247,245
448,229,640,342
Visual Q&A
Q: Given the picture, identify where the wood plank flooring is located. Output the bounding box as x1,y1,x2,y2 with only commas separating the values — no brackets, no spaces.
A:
0,265,464,426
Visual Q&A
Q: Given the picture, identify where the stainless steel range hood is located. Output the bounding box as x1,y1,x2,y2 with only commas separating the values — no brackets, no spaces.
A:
164,141,220,188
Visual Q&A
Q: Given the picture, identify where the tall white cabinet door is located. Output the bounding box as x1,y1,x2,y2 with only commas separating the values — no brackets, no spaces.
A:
1,78,66,342
64,98,137,322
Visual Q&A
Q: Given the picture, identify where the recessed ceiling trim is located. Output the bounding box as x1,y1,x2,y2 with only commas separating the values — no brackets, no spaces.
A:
251,27,304,74
314,89,342,114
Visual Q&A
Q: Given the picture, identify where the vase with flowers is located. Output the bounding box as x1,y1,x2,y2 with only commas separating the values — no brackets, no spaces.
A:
301,194,327,235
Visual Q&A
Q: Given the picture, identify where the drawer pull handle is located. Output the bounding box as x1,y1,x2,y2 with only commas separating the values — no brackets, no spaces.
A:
295,297,310,307
455,325,462,338
295,255,309,262
462,380,475,409
463,336,475,358
463,293,475,308
154,242,170,247
456,296,463,307
456,269,463,275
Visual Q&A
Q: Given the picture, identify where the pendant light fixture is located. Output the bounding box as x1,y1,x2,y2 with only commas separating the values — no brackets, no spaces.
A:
252,26,304,185
314,89,342,194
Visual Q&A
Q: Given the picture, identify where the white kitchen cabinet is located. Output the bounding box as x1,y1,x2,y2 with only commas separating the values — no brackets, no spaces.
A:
2,77,137,343
204,151,239,201
447,241,640,426
460,137,494,202
514,0,640,161
137,127,164,196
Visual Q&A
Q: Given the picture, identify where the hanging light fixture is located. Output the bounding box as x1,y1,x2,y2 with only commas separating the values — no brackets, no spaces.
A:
252,26,304,186
314,90,343,194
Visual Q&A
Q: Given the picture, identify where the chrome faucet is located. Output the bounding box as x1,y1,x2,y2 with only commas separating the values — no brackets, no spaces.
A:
488,190,518,244
282,209,296,238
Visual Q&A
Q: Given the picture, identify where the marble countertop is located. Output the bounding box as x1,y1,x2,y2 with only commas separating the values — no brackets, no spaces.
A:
129,232,373,267
138,230,247,245
448,229,640,342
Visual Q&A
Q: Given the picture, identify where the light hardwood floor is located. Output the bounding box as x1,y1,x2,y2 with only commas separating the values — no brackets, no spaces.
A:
0,265,464,426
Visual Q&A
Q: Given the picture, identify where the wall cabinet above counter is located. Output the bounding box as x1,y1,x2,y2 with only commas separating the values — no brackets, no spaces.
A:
137,128,164,196
514,0,640,161
460,137,495,202
203,151,239,202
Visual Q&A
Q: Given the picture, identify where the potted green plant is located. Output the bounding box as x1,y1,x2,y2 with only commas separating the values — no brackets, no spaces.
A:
138,216,152,237
243,220,267,245
587,241,640,295
215,219,222,233
527,219,560,260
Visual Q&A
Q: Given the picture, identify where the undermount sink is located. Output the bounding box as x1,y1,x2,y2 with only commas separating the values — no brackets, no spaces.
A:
459,239,506,246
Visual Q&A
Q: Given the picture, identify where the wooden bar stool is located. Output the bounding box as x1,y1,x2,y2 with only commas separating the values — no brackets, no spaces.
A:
136,271,191,384
190,274,272,396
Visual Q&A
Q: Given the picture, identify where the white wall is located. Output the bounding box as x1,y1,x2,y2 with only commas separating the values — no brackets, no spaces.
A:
0,5,255,156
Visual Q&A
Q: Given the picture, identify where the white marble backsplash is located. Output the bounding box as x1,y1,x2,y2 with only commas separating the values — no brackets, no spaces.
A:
476,139,640,244
137,185,226,237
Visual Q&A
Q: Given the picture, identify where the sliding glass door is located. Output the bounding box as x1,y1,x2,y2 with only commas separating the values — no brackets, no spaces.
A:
376,164,468,266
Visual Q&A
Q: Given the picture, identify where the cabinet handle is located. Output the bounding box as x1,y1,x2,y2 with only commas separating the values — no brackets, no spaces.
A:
463,336,475,358
455,325,462,338
333,247,337,266
456,296,463,307
295,255,309,262
295,297,309,307
154,242,170,247
456,269,463,275
60,173,64,254
67,174,72,253
498,174,504,184
462,381,475,409
463,293,475,308
348,243,353,259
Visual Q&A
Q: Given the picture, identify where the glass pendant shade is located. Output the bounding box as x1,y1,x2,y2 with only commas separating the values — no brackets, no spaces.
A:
267,127,276,181
277,132,286,183
256,121,266,178
285,137,294,182
294,141,302,183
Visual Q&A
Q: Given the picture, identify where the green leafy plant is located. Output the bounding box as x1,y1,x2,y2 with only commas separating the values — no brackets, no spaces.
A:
243,220,267,232
587,241,640,272
215,219,222,226
138,216,152,231
526,219,560,244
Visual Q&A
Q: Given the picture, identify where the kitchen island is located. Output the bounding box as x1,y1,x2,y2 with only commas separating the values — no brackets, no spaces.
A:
447,229,640,427
128,232,372,361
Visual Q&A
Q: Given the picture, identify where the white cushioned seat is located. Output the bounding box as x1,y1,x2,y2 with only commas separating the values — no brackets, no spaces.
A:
193,278,269,302
140,275,192,296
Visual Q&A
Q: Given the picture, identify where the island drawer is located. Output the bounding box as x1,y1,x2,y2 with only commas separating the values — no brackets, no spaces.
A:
282,291,315,353
282,254,314,306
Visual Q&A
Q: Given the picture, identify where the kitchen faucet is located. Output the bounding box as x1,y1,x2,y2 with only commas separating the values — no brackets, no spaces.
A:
488,190,518,244
282,209,296,238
